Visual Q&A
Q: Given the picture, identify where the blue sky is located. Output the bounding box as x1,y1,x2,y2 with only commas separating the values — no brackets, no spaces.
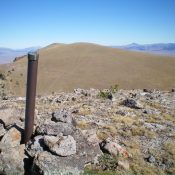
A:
0,0,175,48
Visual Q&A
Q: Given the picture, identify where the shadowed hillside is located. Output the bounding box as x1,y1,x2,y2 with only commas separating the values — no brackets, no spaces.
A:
1,43,175,96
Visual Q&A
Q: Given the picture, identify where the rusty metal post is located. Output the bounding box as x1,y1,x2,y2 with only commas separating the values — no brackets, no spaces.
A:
24,51,39,144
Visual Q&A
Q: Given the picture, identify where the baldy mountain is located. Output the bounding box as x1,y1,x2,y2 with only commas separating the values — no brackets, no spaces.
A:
0,42,175,96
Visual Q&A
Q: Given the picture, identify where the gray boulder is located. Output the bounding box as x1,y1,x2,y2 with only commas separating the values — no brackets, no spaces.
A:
44,135,76,156
0,144,26,175
52,108,73,124
33,151,82,175
0,107,24,127
0,127,21,150
33,130,102,175
36,120,75,136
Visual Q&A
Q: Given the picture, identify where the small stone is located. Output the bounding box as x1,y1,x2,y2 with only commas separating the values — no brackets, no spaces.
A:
122,99,142,109
118,160,130,170
148,155,155,163
143,89,153,93
44,135,76,156
74,88,88,96
52,108,73,123
2,96,8,100
0,127,21,150
116,110,126,116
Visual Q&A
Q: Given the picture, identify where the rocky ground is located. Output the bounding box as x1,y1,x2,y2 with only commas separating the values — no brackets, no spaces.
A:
0,87,175,175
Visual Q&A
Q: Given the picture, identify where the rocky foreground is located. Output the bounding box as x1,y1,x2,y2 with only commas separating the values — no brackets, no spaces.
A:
0,88,175,175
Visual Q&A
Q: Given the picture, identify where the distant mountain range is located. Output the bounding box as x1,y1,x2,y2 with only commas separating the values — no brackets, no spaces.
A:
0,47,40,64
1,43,175,64
112,43,175,56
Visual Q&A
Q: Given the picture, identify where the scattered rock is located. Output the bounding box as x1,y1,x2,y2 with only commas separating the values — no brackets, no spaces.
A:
74,88,88,96
144,123,166,131
122,99,143,109
52,108,73,123
143,89,153,93
148,155,156,163
143,108,159,115
44,135,76,156
0,127,21,150
116,110,127,116
0,88,174,175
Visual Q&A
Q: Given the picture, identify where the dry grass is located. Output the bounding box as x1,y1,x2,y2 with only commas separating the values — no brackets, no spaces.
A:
78,106,93,116
76,120,90,130
145,114,162,123
163,114,175,123
96,130,111,140
1,43,175,96
112,116,138,127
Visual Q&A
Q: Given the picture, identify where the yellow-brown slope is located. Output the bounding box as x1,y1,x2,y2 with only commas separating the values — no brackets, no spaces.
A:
2,43,175,96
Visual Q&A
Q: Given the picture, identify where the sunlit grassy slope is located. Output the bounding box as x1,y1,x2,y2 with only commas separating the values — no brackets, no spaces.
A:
1,43,175,96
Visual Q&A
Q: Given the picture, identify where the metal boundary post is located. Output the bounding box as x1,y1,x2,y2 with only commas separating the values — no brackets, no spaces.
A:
24,51,39,144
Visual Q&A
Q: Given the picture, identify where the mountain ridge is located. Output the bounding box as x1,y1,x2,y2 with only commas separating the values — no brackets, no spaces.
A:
112,43,175,56
0,46,41,64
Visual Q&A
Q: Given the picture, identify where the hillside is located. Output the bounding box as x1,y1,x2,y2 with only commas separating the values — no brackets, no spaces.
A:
1,42,175,97
0,88,175,174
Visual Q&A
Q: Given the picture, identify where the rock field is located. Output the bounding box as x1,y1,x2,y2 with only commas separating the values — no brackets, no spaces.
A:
0,88,175,175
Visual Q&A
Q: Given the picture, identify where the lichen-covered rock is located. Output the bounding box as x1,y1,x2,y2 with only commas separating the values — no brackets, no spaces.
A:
52,108,73,123
0,144,26,175
0,127,21,150
36,120,75,136
44,135,76,156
